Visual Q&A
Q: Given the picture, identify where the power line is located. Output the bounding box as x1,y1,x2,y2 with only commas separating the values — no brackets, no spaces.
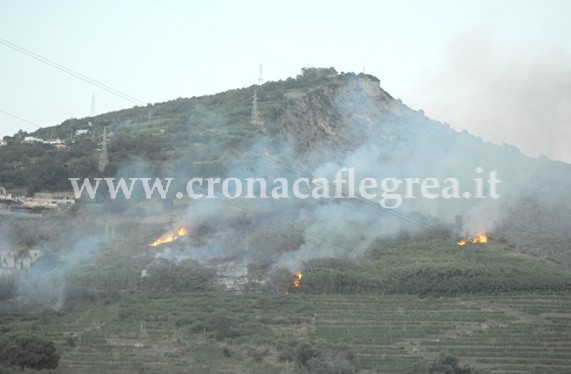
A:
0,109,42,129
0,38,146,106
151,0,296,70
152,0,259,53
0,35,452,232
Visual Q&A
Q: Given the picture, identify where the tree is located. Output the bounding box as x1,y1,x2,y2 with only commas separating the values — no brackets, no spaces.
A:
138,258,217,293
294,342,360,374
428,353,475,374
208,311,237,341
0,335,60,371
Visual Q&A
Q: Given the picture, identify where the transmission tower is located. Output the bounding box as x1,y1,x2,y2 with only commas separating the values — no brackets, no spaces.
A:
88,94,96,127
251,89,265,133
258,64,263,85
98,127,109,172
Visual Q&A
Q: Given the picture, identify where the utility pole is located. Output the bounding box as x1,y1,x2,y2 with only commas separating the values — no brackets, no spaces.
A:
88,94,96,127
251,89,265,133
251,64,266,132
98,127,108,172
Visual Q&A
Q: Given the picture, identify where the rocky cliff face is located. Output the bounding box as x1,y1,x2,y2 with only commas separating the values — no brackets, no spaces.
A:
274,71,413,170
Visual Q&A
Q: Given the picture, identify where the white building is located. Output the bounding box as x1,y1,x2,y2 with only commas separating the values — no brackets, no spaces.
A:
0,250,41,276
0,186,12,200
23,136,43,143
44,138,64,145
29,192,76,206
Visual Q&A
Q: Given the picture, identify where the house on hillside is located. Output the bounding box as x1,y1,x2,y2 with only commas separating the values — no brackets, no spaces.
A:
0,250,41,276
23,136,43,143
0,186,11,200
44,138,67,149
30,192,76,206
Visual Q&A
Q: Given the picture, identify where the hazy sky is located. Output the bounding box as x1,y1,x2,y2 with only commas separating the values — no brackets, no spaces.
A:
1,1,570,162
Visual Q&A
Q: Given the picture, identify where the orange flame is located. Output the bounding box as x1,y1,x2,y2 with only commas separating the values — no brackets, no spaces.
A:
472,234,488,244
149,226,188,247
457,234,488,246
293,272,303,288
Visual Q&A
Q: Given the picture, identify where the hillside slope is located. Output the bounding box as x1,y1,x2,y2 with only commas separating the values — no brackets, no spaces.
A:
1,67,570,269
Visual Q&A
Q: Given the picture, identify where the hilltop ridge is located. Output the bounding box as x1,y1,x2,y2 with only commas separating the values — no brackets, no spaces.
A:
1,67,570,268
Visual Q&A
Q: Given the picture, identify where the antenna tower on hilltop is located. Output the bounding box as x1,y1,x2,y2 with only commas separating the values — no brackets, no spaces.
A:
251,65,266,132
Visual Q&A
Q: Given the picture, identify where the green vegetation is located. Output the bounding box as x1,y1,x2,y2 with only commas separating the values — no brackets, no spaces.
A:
299,238,571,296
0,142,72,193
426,353,484,374
2,217,570,372
2,68,571,373
0,335,60,371
293,341,361,374
1,231,570,373
137,258,217,293
0,67,366,195
2,291,571,373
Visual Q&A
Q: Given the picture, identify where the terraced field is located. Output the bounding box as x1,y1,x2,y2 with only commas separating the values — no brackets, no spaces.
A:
1,292,570,373
312,294,571,373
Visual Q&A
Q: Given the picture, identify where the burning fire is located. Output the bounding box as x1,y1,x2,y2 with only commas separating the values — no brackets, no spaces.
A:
457,234,488,246
149,226,188,247
472,234,488,244
293,272,303,288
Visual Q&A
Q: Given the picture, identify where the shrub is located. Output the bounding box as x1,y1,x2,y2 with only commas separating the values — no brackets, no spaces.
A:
208,311,238,341
426,353,485,374
294,341,360,374
0,335,60,371
222,347,232,358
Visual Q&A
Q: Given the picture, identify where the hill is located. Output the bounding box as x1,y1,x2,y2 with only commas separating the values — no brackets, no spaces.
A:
1,68,570,267
1,67,571,373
